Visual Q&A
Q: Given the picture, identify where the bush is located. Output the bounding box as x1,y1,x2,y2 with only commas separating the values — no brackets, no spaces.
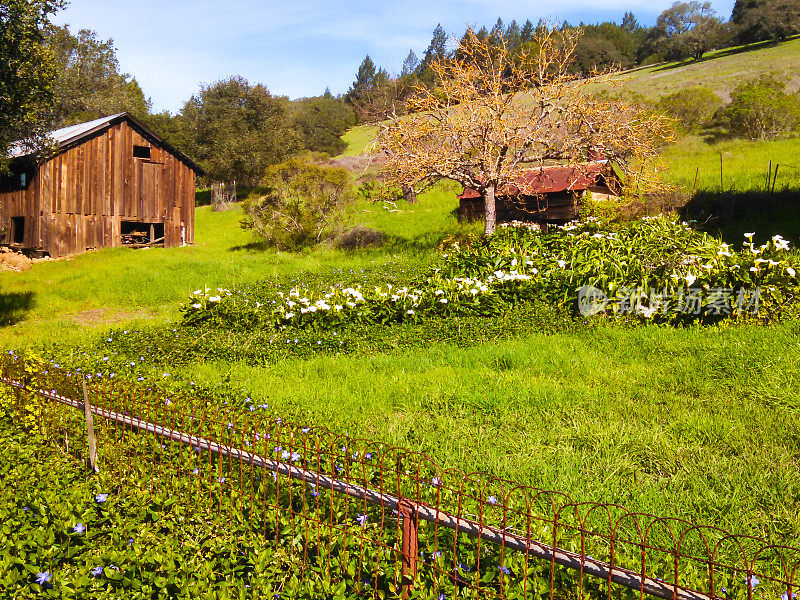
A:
657,87,723,132
335,226,386,249
718,75,800,140
240,158,353,250
184,216,800,329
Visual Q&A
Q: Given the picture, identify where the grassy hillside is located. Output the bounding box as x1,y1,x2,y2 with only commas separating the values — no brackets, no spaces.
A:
337,35,800,158
614,35,800,101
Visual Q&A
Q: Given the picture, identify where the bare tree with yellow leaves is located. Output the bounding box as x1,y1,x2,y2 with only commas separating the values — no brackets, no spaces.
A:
375,26,672,235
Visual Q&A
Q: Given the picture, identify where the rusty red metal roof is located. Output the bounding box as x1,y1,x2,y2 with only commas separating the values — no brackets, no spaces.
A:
458,162,608,199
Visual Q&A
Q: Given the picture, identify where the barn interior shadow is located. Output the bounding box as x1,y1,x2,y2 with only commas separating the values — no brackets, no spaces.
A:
681,188,800,246
0,291,35,326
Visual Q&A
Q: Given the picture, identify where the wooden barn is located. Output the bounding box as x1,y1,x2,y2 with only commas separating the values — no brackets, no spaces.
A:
458,161,620,225
0,113,202,257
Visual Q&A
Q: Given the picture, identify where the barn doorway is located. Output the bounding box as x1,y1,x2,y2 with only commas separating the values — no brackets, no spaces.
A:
121,221,164,245
10,217,24,245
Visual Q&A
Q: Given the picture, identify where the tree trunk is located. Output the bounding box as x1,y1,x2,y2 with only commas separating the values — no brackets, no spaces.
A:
484,185,497,236
211,180,237,212
402,184,417,204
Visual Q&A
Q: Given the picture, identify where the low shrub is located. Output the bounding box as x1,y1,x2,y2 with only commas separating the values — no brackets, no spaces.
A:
240,157,353,250
657,87,723,132
335,225,386,249
443,216,799,322
182,216,799,330
718,75,800,140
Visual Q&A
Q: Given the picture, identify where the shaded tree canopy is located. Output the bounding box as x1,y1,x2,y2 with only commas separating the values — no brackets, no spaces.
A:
731,0,800,42
291,94,355,156
181,76,301,187
47,25,150,126
0,0,63,172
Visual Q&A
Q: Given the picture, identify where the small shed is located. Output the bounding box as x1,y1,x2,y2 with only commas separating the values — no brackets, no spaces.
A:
458,161,620,225
0,113,202,257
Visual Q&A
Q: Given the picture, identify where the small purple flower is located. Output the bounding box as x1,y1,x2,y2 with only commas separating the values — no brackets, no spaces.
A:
499,565,510,574
781,592,797,600
746,575,760,588
91,566,103,577
431,550,442,559
487,495,498,505
302,427,310,433
274,446,282,453
291,452,301,462
35,572,51,585
22,506,29,511
227,422,234,430
431,477,441,486
439,595,446,600
365,453,372,460
165,399,171,406
73,523,85,534
217,477,226,483
281,450,290,460
95,493,108,503
192,468,199,475
128,538,134,545
356,514,367,526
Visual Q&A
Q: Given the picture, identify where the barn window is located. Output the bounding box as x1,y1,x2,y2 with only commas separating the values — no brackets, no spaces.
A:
11,217,25,244
133,145,151,159
20,172,26,187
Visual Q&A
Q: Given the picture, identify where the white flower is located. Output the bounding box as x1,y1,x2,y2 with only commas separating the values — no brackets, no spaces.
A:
191,303,201,309
308,305,318,313
335,304,343,311
287,300,296,308
435,290,444,295
788,267,796,277
744,232,755,238
284,312,295,319
685,273,696,286
557,260,566,269
193,289,202,295
440,298,448,304
208,296,221,303
772,235,790,251
530,268,538,275
407,309,415,315
510,258,518,267
470,288,479,295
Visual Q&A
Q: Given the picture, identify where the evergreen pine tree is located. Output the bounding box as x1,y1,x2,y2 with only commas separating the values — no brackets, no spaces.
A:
421,24,448,68
505,19,522,47
520,19,534,42
401,49,420,77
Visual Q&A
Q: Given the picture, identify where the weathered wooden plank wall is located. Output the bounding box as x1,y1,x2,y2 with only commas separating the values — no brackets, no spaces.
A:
0,118,196,257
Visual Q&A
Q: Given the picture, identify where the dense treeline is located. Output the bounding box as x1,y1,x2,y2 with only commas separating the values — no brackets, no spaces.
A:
2,0,798,186
344,1,800,122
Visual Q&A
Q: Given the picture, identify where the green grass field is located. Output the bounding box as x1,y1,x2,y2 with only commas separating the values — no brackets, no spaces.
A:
3,34,800,570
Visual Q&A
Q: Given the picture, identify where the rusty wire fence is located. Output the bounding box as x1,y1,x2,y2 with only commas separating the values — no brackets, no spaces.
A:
1,355,798,600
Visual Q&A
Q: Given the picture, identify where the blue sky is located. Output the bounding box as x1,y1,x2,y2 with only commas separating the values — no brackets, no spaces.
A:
54,0,736,114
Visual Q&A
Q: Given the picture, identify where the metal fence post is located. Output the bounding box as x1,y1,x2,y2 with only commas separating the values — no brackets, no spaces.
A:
82,381,99,473
399,498,419,598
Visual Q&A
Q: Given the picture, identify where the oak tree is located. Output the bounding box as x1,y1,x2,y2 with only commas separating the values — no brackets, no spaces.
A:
376,27,669,236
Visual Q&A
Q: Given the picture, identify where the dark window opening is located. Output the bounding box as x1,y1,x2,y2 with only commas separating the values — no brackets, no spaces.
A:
133,145,151,159
11,217,25,245
121,221,164,245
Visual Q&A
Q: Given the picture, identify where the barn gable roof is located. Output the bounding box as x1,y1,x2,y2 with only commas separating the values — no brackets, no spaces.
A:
9,112,203,174
458,161,612,199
